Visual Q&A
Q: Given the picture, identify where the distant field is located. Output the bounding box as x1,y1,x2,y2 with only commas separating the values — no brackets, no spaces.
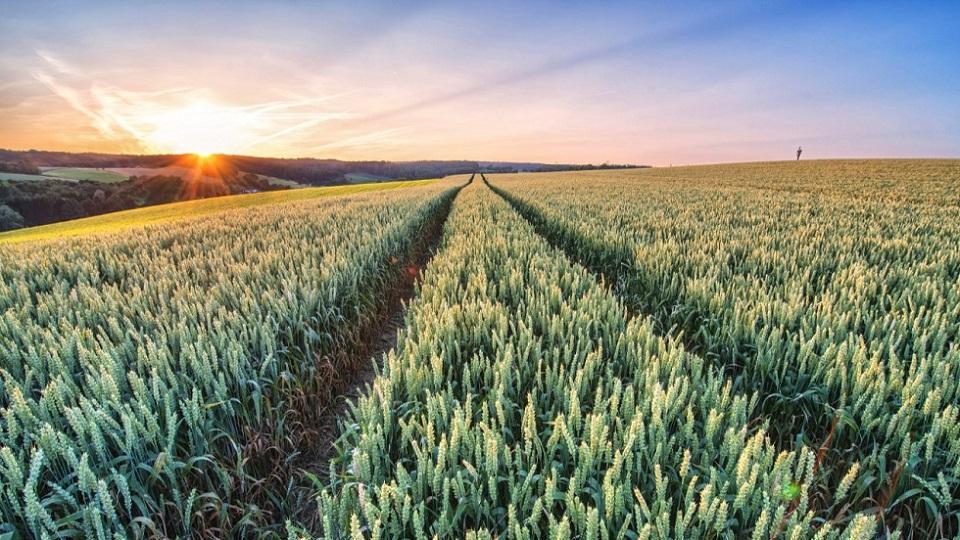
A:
0,177,436,244
39,165,306,187
103,165,202,179
345,172,390,183
41,167,129,183
255,173,307,187
0,171,75,182
7,166,198,184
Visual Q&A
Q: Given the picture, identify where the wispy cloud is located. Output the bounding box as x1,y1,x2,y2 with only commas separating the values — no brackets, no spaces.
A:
242,111,355,151
35,49,79,75
32,71,125,140
0,79,36,94
30,50,355,154
306,127,411,152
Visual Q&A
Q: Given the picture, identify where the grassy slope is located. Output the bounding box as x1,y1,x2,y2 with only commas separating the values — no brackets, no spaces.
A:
42,166,304,186
0,178,436,245
1,172,76,182
505,158,960,206
256,174,307,188
41,168,129,183
345,172,390,183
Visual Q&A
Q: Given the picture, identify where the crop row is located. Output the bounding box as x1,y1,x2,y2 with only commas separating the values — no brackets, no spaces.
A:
315,181,879,539
487,165,959,537
0,180,460,538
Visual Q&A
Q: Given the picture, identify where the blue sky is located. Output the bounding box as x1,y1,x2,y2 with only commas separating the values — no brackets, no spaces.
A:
0,0,957,164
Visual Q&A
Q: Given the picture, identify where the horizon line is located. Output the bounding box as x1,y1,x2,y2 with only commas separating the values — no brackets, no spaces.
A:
4,146,959,169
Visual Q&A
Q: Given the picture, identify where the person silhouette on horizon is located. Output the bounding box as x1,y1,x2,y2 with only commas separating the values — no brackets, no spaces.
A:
796,146,803,160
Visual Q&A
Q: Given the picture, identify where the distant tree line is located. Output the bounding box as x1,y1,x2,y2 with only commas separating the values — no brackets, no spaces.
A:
0,149,182,169
231,157,643,185
0,159,41,175
0,173,280,230
226,156,482,185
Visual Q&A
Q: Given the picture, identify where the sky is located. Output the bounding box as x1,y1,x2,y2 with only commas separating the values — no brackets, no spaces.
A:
0,0,958,165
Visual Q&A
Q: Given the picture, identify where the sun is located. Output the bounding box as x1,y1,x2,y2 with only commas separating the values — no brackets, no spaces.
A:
141,101,253,155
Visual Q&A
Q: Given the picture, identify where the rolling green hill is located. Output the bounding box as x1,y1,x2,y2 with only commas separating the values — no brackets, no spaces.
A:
0,172,75,182
41,167,129,183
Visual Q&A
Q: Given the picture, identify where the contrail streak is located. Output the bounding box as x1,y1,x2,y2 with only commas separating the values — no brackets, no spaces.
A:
357,2,810,125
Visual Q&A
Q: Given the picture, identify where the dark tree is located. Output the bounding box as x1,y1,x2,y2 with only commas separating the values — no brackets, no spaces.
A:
0,160,40,175
0,204,24,231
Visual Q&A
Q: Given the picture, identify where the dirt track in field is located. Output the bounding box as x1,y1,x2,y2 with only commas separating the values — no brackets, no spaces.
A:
287,175,470,533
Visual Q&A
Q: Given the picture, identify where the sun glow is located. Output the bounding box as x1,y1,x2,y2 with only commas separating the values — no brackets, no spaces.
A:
30,52,358,157
141,101,253,155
